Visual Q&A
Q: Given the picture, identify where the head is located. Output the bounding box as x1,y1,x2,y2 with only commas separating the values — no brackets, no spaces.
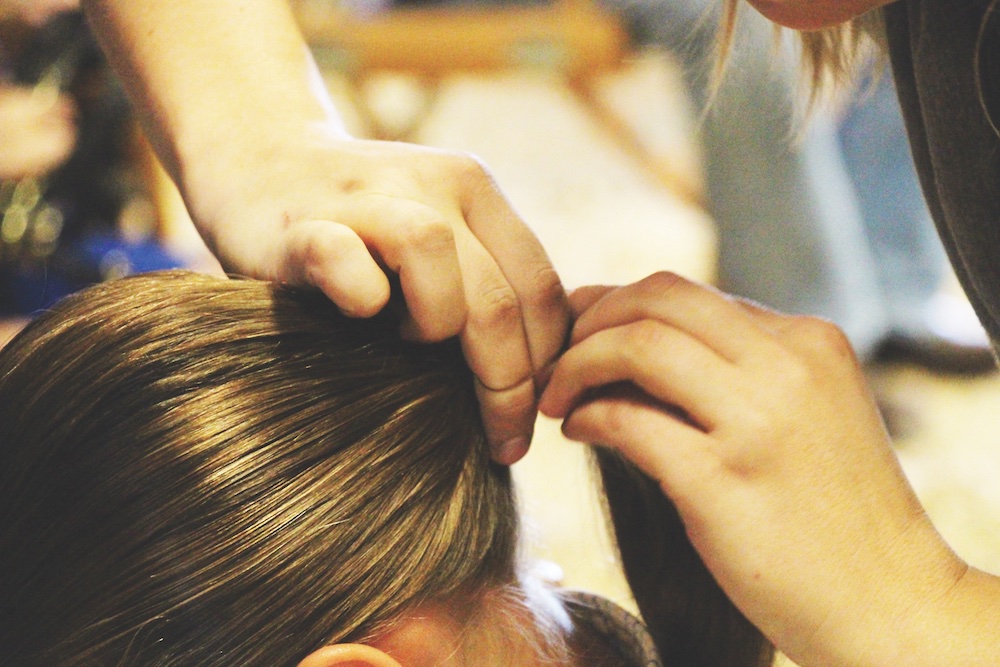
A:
0,271,570,666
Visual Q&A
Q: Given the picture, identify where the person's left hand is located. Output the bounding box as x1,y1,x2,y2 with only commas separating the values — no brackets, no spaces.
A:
539,273,965,667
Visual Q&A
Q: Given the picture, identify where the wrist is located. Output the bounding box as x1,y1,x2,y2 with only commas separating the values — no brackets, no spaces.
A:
893,566,1000,667
170,61,350,195
789,517,968,667
859,545,969,667
169,117,370,277
174,110,348,200
811,543,1000,667
83,0,351,195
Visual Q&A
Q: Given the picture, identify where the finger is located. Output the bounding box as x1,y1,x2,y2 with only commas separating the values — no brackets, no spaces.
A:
354,198,467,341
454,231,533,389
475,376,537,465
567,285,616,320
460,161,570,370
539,320,738,429
561,383,716,503
282,219,392,317
455,231,537,462
571,272,781,363
534,284,616,394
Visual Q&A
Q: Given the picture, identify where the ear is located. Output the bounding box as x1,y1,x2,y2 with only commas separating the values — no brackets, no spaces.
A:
297,643,403,667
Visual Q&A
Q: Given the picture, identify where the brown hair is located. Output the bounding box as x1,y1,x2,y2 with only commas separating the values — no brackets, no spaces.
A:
596,449,774,667
0,270,772,666
0,270,517,664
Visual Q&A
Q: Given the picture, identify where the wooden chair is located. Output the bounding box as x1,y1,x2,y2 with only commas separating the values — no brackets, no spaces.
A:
291,0,704,209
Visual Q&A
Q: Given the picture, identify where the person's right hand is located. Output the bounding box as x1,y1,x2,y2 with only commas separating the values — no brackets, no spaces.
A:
181,125,569,464
0,85,76,179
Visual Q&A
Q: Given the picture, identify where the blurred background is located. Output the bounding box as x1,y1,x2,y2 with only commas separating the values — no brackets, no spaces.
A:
2,2,999,662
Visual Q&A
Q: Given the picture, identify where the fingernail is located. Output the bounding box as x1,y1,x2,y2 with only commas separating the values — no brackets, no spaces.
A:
493,437,529,466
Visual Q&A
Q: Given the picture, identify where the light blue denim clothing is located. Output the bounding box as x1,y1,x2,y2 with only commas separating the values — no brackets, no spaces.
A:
837,69,949,338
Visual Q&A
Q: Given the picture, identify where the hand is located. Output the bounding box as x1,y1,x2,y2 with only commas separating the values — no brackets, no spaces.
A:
182,124,569,464
0,85,76,179
78,0,567,464
539,273,966,666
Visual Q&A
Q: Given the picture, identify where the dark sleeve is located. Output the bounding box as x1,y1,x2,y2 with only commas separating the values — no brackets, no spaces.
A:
884,0,1000,351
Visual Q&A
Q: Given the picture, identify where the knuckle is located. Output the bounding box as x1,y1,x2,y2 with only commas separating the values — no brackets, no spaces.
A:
299,237,329,278
493,380,538,416
298,238,346,289
282,222,326,271
448,152,496,193
449,151,487,178
294,223,351,265
638,270,686,297
469,284,522,331
762,343,816,397
622,319,670,357
779,356,814,390
398,212,456,256
717,403,780,473
519,265,567,313
728,408,771,451
793,316,858,361
477,372,535,407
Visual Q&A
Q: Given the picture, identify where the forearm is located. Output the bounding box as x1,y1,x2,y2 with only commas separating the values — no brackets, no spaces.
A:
80,0,345,189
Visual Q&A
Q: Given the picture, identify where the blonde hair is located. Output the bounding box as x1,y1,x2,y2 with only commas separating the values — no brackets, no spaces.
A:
716,1,884,108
